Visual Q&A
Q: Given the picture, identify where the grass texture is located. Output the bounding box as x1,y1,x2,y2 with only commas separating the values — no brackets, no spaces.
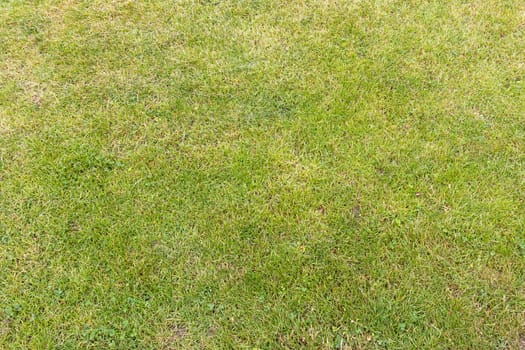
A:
0,0,524,348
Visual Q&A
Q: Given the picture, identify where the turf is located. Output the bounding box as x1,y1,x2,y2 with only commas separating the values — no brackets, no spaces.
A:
0,0,524,348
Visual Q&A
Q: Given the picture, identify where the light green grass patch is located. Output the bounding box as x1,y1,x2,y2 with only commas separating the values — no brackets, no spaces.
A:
0,0,524,349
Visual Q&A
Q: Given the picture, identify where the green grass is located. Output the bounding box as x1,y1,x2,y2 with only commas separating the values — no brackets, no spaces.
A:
0,0,524,348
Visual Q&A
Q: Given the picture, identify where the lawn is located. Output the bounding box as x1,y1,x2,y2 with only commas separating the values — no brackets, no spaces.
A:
0,0,524,348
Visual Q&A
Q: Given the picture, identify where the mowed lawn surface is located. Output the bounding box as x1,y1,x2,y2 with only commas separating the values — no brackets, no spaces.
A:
1,0,524,348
